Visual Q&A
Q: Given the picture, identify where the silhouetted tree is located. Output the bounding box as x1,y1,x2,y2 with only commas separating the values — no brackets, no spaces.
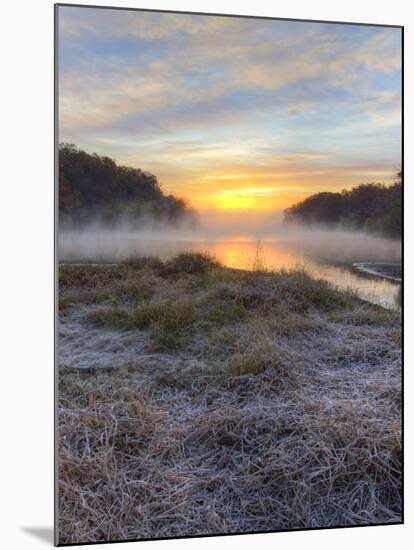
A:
284,172,402,238
59,144,194,226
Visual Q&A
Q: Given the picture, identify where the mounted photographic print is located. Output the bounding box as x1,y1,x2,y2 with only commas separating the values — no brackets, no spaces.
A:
55,3,403,545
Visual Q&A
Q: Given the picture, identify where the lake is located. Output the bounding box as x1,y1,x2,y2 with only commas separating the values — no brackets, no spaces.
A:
145,239,401,310
60,231,402,310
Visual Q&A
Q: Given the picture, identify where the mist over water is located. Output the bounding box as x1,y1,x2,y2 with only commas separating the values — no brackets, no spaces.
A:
58,213,401,309
59,210,401,264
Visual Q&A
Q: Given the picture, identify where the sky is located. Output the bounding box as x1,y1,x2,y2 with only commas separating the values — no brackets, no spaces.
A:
58,6,402,214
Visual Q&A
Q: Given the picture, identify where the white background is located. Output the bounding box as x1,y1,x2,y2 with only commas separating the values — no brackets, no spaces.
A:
0,0,412,548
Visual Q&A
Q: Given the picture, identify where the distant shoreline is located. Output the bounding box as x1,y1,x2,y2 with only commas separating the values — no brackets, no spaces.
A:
352,262,402,282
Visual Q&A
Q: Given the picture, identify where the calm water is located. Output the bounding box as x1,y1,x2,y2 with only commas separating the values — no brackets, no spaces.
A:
60,233,402,309
179,240,401,309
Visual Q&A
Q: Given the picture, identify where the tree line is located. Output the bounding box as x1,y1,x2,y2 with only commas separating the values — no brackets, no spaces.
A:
284,173,402,238
59,144,194,226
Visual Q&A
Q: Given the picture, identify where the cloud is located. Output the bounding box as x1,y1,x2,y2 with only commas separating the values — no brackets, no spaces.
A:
57,5,401,210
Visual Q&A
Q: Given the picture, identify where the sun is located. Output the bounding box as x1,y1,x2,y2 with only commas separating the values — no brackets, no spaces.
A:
214,194,257,210
199,185,303,211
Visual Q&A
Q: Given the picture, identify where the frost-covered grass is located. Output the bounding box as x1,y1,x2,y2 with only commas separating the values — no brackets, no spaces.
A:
58,254,402,544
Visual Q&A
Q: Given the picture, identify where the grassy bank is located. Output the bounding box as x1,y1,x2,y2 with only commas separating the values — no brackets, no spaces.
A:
58,253,402,544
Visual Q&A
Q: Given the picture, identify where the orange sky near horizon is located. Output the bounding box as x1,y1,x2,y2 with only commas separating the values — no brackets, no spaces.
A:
145,161,399,212
113,142,400,213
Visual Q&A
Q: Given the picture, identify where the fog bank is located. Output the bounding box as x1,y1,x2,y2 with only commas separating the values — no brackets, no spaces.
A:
59,211,401,265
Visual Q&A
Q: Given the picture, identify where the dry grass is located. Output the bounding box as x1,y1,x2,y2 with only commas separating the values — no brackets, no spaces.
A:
58,254,402,544
159,251,221,277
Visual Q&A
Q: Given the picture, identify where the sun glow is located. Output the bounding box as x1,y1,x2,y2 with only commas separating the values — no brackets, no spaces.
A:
215,195,257,210
198,183,308,211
